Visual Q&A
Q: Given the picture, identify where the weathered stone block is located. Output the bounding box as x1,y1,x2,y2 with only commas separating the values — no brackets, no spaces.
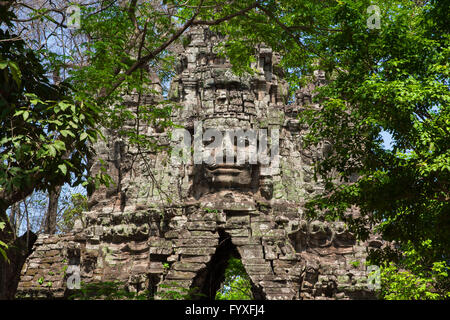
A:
238,245,264,259
227,228,250,237
166,270,197,280
245,264,272,274
173,262,206,272
225,215,250,229
175,238,218,247
177,247,216,256
189,231,219,239
186,221,216,231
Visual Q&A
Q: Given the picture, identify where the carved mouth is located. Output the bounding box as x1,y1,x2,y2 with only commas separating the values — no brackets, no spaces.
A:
206,167,244,175
205,163,251,175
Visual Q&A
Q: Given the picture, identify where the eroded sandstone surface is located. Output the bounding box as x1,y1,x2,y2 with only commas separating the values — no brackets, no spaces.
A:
16,27,381,300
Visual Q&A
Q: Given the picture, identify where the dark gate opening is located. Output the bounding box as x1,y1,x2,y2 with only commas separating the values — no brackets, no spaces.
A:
190,228,265,300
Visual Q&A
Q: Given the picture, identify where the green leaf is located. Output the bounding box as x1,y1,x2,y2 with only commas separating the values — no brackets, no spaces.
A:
0,247,8,263
48,145,57,157
25,93,44,105
54,140,66,151
69,121,78,129
60,130,75,138
80,132,88,141
13,110,24,117
58,101,71,111
58,164,67,175
0,240,8,249
8,61,21,86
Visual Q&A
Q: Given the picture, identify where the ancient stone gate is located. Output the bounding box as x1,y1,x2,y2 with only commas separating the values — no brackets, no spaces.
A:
16,27,381,300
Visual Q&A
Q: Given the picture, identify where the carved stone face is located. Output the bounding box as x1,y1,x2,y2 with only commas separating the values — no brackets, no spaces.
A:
171,28,287,200
202,129,256,190
204,162,253,188
308,220,333,247
215,89,228,113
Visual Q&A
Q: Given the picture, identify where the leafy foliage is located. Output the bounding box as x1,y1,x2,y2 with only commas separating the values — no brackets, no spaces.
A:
0,221,8,262
68,280,205,300
58,193,88,233
2,0,448,300
0,0,263,280
69,281,149,300
0,16,108,212
216,258,253,300
157,282,205,300
215,0,449,299
298,2,449,299
379,241,450,300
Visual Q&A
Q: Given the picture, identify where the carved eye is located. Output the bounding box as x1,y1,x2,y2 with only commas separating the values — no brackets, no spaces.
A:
334,222,346,233
217,96,227,104
312,224,321,233
310,221,325,233
300,220,308,232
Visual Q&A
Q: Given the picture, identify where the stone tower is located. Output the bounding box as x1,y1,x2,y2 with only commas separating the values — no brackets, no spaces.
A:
16,27,381,300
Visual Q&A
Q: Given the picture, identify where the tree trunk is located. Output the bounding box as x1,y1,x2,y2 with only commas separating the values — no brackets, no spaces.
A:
44,186,62,234
0,208,37,299
8,203,20,239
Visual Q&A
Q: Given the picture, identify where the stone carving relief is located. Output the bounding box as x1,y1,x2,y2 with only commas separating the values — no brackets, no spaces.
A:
16,26,382,300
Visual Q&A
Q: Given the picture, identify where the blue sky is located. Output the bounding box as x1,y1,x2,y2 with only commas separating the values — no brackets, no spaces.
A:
380,130,394,150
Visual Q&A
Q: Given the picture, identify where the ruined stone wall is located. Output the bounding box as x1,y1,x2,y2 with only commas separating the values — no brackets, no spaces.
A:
16,26,382,300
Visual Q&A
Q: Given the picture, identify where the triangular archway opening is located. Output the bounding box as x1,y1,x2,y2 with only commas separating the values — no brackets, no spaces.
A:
190,228,265,300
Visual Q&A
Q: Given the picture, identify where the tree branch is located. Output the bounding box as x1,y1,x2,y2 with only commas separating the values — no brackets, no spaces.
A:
256,4,309,52
101,0,206,99
191,1,258,26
